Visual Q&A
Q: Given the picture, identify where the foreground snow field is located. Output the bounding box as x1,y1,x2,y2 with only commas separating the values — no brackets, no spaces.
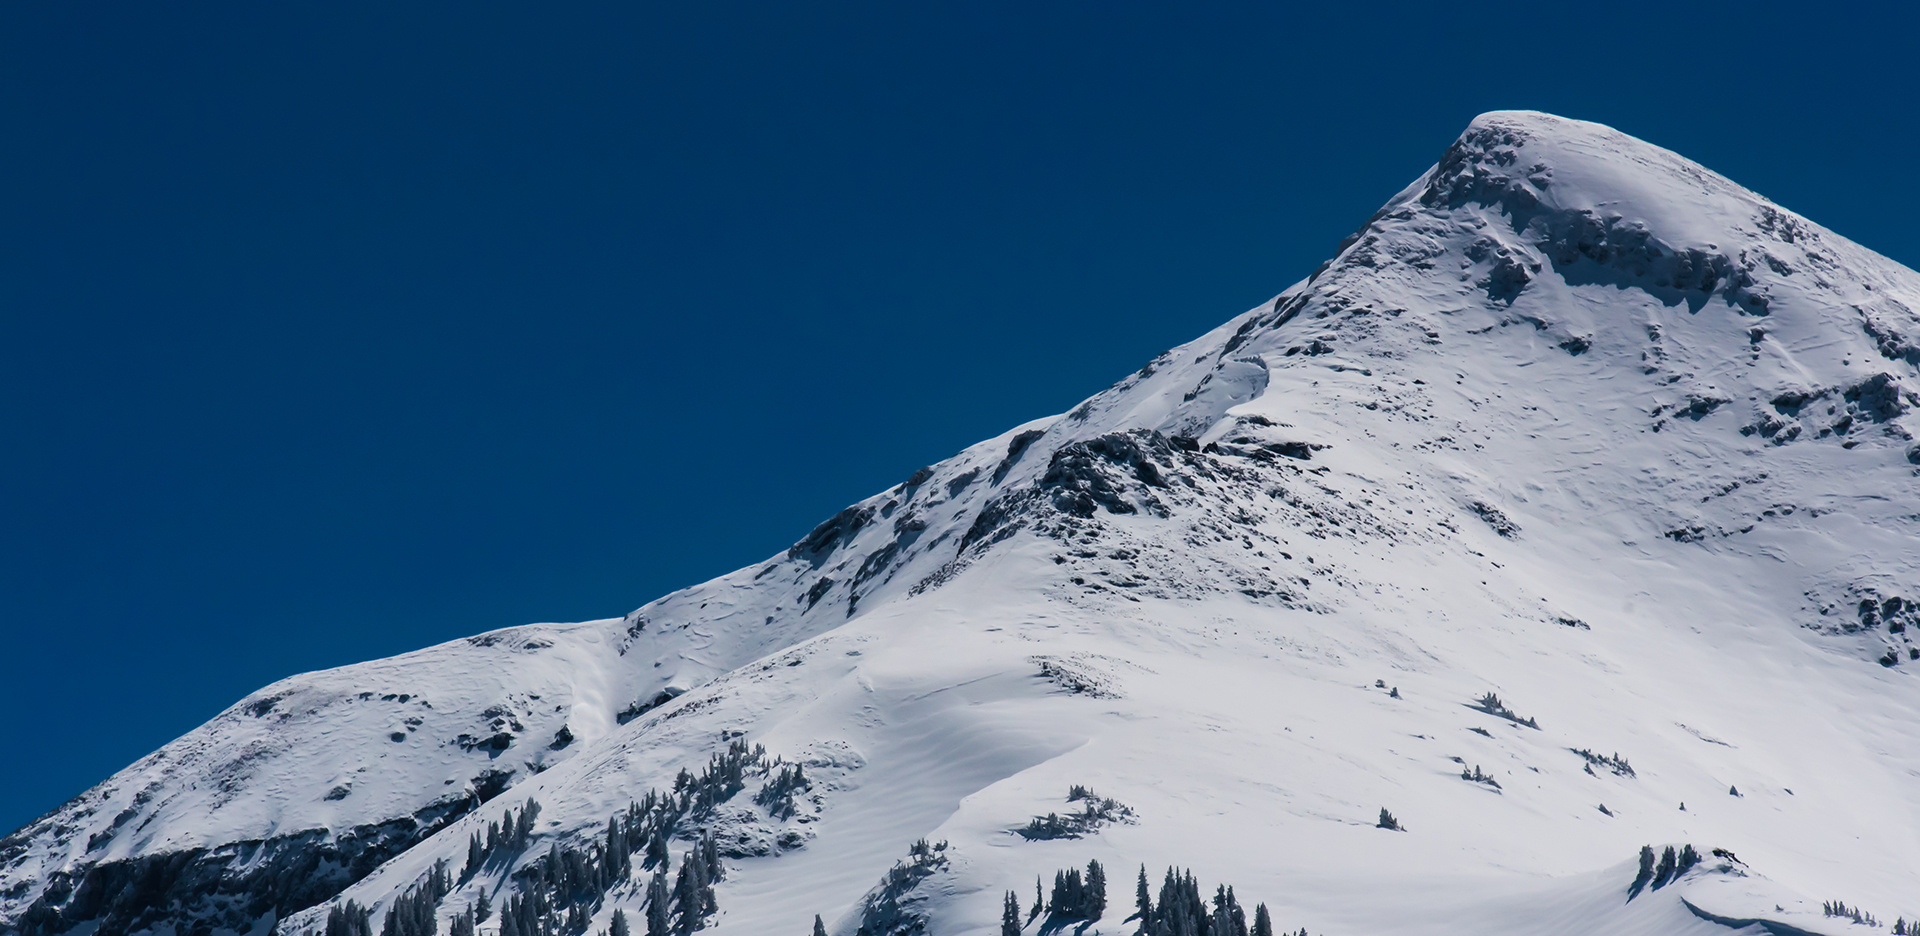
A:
6,111,1920,936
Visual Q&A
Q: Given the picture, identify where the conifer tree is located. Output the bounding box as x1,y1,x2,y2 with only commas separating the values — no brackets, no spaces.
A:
327,901,375,936
645,873,672,936
1085,860,1107,921
1629,845,1655,897
1002,891,1023,936
1677,844,1701,877
1652,846,1678,889
514,799,542,850
1132,865,1152,925
609,910,629,936
814,914,830,936
1030,878,1044,923
1251,903,1274,936
673,853,703,935
700,831,723,882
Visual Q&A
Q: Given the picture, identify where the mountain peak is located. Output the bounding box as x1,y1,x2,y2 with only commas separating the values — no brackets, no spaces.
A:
8,114,1920,936
1420,110,1767,252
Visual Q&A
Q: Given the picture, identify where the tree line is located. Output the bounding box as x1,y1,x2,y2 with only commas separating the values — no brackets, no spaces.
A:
324,739,808,936
995,864,1316,936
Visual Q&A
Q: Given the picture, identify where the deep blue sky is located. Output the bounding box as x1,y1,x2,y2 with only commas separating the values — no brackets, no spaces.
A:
3,2,1915,834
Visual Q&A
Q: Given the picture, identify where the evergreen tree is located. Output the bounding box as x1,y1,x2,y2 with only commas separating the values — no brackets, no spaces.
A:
514,799,542,850
645,873,672,936
1677,844,1701,877
700,831,723,882
476,892,492,924
1002,891,1023,936
1132,865,1152,925
327,901,374,936
815,914,831,936
609,911,629,936
1629,845,1655,897
1050,869,1088,919
607,821,627,871
1085,860,1107,920
1030,878,1044,923
672,850,712,934
1652,846,1678,889
1251,904,1274,936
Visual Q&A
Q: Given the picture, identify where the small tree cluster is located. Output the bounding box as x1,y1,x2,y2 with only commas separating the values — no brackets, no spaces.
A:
1570,749,1635,778
1045,860,1107,921
1127,866,1307,936
1894,916,1915,934
1825,901,1879,926
1628,845,1701,898
1460,765,1500,789
326,902,374,936
465,799,545,878
753,764,810,820
450,739,802,936
1017,787,1134,841
1376,808,1403,831
853,840,951,936
381,862,453,936
1471,693,1538,729
662,833,723,935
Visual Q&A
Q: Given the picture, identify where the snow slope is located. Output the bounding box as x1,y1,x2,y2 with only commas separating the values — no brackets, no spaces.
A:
6,111,1920,936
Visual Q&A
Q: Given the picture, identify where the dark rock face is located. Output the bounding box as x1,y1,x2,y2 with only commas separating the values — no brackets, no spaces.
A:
1418,121,1772,316
961,430,1195,555
1038,431,1180,520
788,505,875,567
992,429,1047,485
1842,373,1909,422
1469,501,1520,538
10,799,475,936
616,689,683,725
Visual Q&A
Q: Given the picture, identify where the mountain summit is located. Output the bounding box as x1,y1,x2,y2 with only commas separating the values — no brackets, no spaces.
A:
7,111,1919,936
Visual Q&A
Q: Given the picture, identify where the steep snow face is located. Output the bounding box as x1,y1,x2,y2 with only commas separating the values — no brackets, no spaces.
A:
7,111,1920,936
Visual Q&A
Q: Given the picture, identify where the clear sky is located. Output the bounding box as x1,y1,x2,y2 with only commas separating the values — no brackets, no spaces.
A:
2,2,1915,835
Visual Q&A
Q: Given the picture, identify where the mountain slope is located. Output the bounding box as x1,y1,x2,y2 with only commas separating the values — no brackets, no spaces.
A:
6,111,1920,936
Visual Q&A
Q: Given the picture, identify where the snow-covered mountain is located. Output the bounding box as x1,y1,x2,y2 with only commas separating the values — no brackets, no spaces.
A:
7,111,1920,936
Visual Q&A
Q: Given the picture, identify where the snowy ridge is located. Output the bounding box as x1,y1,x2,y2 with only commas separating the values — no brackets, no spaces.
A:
6,111,1920,936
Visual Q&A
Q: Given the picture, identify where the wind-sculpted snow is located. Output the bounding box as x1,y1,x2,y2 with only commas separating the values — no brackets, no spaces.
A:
7,111,1920,936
